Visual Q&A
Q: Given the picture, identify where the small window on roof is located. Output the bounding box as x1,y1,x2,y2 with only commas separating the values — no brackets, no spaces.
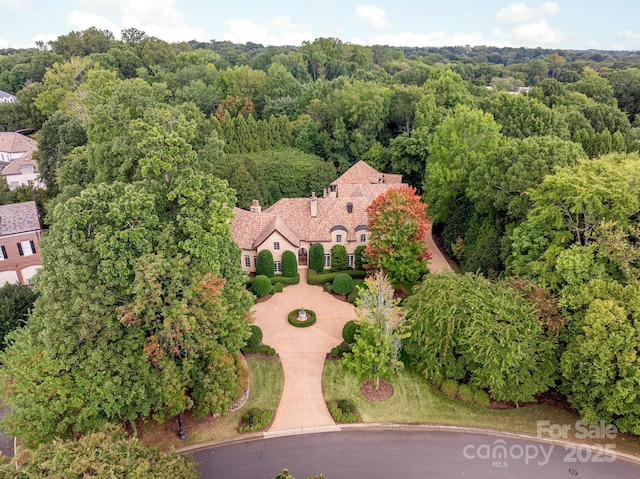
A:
346,202,353,214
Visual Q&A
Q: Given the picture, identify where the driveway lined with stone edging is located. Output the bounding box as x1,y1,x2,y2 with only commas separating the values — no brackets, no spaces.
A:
253,235,450,432
253,270,355,432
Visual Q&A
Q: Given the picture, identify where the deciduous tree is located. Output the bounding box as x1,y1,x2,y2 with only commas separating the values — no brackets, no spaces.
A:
365,186,430,288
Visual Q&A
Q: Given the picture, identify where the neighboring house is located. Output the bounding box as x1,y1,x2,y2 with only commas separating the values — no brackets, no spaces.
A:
1,150,43,190
231,160,405,273
0,201,42,285
0,90,17,104
0,132,38,167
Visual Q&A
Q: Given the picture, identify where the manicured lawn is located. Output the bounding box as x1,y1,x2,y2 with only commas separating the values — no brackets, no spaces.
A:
141,356,283,450
322,360,640,456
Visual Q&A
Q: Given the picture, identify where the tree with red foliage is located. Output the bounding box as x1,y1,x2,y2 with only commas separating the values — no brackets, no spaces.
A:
365,185,431,288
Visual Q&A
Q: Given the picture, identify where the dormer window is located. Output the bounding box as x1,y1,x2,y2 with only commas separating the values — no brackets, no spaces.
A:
336,234,343,243
346,202,353,214
20,165,34,174
273,241,280,251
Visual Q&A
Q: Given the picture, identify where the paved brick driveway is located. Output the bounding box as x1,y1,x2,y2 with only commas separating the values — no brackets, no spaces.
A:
253,270,355,433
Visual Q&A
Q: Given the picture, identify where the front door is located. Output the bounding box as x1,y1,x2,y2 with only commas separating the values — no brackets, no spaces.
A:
298,247,308,266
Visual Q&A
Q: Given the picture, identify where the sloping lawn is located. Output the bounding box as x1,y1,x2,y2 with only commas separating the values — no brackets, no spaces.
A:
142,356,283,450
323,360,640,456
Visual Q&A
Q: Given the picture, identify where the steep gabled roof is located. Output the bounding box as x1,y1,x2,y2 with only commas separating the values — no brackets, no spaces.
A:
252,215,300,248
0,201,40,236
2,150,38,176
331,160,380,185
0,132,37,154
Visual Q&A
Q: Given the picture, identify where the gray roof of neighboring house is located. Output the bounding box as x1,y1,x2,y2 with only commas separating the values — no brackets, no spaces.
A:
0,201,41,236
0,90,17,101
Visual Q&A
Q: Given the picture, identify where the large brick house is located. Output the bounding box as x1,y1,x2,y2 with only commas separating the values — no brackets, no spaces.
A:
231,161,405,273
0,201,43,285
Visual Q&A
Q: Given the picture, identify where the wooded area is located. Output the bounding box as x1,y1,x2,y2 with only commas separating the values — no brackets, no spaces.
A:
2,27,640,454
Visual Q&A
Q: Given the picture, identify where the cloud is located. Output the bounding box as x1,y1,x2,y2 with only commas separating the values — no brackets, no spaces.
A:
495,2,560,23
354,5,388,29
618,30,640,42
224,16,314,46
510,19,576,47
0,0,28,12
69,0,205,42
68,11,121,33
366,30,508,48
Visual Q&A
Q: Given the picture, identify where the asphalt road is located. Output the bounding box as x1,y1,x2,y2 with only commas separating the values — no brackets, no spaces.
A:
193,430,640,479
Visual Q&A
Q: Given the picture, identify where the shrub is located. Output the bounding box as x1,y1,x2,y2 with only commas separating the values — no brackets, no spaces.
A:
473,389,491,407
327,400,360,423
252,275,272,296
282,250,298,277
271,273,299,285
457,384,474,404
330,244,347,272
270,285,277,294
331,343,351,358
274,282,284,293
256,250,274,277
309,243,325,273
332,273,354,295
337,399,356,414
246,325,263,347
307,268,366,285
441,379,459,399
354,245,366,270
240,344,276,356
287,309,316,327
324,282,332,290
347,283,362,304
342,320,360,344
238,408,274,432
325,284,333,294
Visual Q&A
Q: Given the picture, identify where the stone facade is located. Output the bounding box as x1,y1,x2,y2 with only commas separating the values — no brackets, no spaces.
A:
231,161,405,273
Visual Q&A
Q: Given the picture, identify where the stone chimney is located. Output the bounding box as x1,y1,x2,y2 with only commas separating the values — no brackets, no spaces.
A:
310,192,317,218
250,199,261,213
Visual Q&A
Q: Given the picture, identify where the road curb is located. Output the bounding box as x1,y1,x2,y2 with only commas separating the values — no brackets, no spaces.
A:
178,422,640,465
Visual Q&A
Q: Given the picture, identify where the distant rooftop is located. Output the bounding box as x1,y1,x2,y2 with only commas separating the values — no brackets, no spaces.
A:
0,132,37,154
0,201,40,236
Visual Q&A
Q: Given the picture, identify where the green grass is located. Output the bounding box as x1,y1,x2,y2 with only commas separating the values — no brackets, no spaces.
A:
142,356,283,451
322,360,640,456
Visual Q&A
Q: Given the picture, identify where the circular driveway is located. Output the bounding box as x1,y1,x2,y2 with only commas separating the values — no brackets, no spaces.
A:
193,429,640,479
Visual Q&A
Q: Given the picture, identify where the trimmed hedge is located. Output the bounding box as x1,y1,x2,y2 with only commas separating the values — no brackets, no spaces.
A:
327,400,360,423
309,243,325,273
354,245,366,270
342,320,360,344
274,282,284,293
246,325,263,347
238,408,274,433
330,244,347,272
252,275,272,296
270,273,300,285
287,309,316,327
330,343,351,358
256,250,275,277
282,250,298,277
332,273,354,295
241,344,276,356
307,268,366,285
